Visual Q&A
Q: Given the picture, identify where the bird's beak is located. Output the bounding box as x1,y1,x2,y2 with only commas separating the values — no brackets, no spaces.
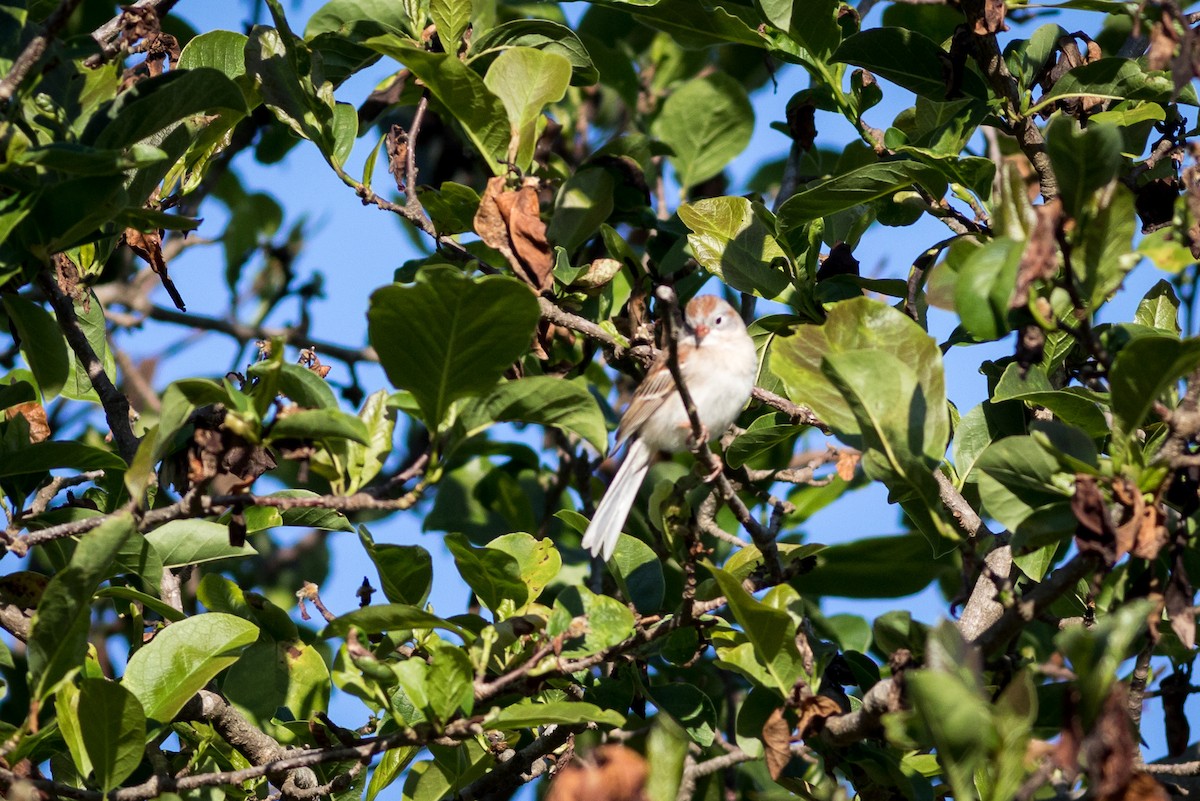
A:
692,324,709,343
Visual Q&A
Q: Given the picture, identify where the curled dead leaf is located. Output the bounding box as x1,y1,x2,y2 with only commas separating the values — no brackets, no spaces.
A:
474,176,554,293
972,0,1007,35
1013,198,1061,308
835,449,860,482
574,258,623,290
546,745,648,801
124,227,187,312
795,694,844,739
1073,474,1118,564
5,401,49,443
762,707,794,781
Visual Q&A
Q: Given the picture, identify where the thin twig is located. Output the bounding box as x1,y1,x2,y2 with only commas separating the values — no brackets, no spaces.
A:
27,470,104,517
0,0,86,104
84,0,183,67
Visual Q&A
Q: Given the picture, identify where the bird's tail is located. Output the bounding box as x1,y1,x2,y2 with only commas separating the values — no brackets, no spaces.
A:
581,440,653,562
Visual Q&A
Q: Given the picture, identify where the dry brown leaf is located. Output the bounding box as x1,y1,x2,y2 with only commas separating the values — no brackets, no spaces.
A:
1086,685,1137,801
1148,19,1180,72
835,450,860,481
473,176,554,293
5,401,49,443
795,694,844,739
763,707,794,781
973,0,1007,34
546,745,648,801
1119,773,1171,801
1072,474,1118,564
497,179,554,292
124,227,186,311
1013,198,1062,307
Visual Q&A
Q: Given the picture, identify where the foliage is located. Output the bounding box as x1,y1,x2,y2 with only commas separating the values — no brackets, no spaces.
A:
0,0,1199,799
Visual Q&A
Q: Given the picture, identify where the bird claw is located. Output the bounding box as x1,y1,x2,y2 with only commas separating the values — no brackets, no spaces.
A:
700,461,723,483
686,424,710,450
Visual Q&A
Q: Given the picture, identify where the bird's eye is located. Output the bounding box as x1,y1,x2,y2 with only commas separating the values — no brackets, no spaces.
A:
714,315,724,325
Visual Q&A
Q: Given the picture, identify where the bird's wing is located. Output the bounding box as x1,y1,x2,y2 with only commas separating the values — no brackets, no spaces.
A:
615,343,692,444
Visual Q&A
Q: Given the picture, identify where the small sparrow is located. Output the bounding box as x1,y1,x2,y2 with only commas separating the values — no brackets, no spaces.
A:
581,296,758,561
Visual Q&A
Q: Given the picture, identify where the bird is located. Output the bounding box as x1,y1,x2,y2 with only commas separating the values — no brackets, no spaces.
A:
581,295,758,561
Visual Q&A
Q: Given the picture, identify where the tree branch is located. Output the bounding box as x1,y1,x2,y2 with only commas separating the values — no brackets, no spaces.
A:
38,268,140,462
972,551,1102,654
0,0,86,104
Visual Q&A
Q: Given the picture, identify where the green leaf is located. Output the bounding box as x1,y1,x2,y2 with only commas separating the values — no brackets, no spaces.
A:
993,363,1108,440
431,0,472,52
366,746,420,801
322,604,468,639
776,160,932,229
954,237,1022,342
61,291,117,403
367,267,540,430
1043,57,1198,109
822,350,956,544
483,47,571,169
771,296,948,460
364,37,510,173
96,586,185,623
645,715,689,801
445,532,526,613
243,490,355,531
248,23,342,158
488,532,561,607
145,520,255,567
678,196,791,299
975,436,1072,534
425,643,475,721
1056,600,1153,724
486,700,625,729
2,297,68,401
461,375,609,455
122,613,259,724
548,585,636,658
651,74,753,189
609,534,665,614
27,516,133,700
78,678,146,791
359,527,434,606
649,683,716,746
0,442,126,477
795,533,955,598
1044,116,1122,218
834,27,988,101
470,19,598,86
894,145,996,199
1110,335,1200,438
708,566,805,694
758,0,840,59
1135,279,1181,335
304,0,411,39
1076,184,1138,308
178,30,251,81
56,683,92,781
0,379,36,410
87,68,247,149
247,360,339,410
548,168,615,254
269,408,370,445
